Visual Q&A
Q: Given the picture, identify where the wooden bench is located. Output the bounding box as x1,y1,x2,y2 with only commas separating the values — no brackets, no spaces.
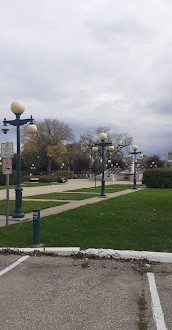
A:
30,177,39,182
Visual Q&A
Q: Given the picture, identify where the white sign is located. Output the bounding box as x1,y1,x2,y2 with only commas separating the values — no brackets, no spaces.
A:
2,158,12,174
1,142,14,158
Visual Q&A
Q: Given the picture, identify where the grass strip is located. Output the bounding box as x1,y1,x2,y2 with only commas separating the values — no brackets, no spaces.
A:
69,184,135,193
0,200,68,216
0,188,172,251
25,192,99,200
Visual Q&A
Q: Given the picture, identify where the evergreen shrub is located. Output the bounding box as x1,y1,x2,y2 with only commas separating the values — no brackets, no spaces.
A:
143,169,172,188
22,170,74,183
0,171,27,186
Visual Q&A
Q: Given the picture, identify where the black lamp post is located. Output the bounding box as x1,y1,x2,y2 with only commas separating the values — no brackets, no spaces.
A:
2,101,37,218
92,146,98,190
30,163,36,175
94,133,114,197
61,162,65,178
107,159,111,177
129,145,143,190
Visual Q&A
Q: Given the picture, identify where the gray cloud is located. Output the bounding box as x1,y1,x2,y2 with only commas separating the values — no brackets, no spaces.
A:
1,0,172,159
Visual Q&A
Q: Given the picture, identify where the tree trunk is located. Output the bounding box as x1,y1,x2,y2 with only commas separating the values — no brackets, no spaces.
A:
47,157,51,176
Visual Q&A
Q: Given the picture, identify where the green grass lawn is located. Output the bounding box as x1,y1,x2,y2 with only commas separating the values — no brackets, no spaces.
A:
0,200,68,215
0,188,172,252
24,192,99,200
69,184,133,193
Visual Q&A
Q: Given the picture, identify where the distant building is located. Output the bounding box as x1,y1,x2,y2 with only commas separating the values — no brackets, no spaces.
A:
168,152,172,161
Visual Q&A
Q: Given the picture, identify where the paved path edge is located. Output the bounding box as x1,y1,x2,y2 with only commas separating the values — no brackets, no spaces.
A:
0,247,171,263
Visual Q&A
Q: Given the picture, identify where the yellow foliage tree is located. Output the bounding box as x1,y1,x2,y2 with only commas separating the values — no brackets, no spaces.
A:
46,144,67,175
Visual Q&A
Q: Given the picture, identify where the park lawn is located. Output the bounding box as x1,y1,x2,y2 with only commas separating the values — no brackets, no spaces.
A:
0,188,172,252
0,200,68,216
24,192,99,200
69,184,136,193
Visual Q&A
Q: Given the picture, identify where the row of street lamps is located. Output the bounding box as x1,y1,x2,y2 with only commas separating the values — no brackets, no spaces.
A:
92,136,143,195
1,101,143,217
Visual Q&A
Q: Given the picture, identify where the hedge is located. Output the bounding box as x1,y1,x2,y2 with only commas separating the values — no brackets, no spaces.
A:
53,170,74,179
0,170,74,186
143,169,172,188
0,171,27,186
23,170,74,183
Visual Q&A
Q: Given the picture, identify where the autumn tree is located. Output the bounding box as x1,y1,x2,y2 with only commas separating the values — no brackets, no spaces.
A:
22,118,74,174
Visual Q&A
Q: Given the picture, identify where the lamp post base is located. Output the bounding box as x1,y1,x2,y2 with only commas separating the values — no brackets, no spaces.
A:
12,209,25,218
100,179,106,197
12,186,25,218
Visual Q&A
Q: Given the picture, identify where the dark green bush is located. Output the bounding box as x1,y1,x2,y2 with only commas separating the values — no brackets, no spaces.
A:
39,175,53,182
53,170,74,179
0,171,17,185
0,171,29,186
22,170,74,183
22,175,32,182
0,172,6,185
143,169,172,188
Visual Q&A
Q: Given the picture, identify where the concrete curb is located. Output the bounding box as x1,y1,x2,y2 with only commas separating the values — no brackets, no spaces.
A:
81,248,172,263
0,247,80,256
0,247,172,263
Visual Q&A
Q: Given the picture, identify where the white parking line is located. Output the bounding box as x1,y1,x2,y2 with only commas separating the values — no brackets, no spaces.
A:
0,255,29,277
147,272,168,330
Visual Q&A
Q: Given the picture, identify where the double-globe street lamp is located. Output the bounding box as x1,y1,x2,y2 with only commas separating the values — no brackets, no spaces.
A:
150,161,157,168
94,133,114,197
129,145,143,190
2,101,37,218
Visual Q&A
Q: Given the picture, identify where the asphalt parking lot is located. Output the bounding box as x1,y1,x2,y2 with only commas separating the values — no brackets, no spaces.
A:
0,254,171,330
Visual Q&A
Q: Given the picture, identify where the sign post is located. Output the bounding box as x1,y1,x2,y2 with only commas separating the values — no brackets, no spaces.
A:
1,143,13,226
2,158,12,226
33,210,40,245
6,174,9,226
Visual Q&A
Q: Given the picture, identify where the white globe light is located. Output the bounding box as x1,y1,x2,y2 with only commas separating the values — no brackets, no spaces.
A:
26,124,37,134
99,132,107,141
108,145,114,152
92,146,98,152
132,145,138,151
11,101,25,114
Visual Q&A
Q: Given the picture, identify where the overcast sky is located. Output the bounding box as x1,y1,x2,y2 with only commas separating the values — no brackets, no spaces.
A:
1,0,172,159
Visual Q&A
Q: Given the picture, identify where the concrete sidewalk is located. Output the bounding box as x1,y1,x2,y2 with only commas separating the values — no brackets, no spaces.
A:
0,179,140,227
0,179,100,200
